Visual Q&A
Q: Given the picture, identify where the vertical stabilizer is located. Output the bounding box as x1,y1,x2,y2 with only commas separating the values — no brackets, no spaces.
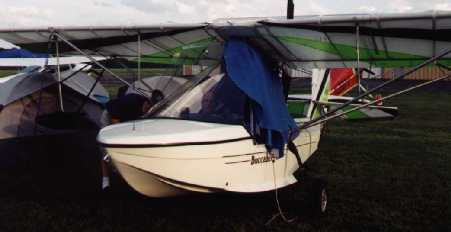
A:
329,68,358,96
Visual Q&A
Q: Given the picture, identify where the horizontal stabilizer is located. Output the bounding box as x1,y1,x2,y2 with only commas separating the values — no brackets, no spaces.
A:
288,95,398,120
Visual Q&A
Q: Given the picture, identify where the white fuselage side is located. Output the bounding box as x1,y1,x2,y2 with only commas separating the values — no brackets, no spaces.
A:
97,118,321,197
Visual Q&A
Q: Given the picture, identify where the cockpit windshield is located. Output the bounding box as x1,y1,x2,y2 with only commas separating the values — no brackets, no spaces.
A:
154,72,246,124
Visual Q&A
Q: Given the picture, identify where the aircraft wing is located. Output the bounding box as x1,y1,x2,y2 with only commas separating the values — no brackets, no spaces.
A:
0,12,451,68
257,11,451,68
212,11,451,68
0,24,222,65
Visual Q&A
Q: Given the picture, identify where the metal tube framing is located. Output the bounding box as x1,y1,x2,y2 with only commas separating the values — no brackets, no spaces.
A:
356,23,361,94
136,32,154,92
300,47,451,129
52,31,149,97
55,37,65,112
137,32,141,82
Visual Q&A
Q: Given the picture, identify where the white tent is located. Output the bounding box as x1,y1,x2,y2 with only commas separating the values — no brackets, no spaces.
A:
0,67,109,140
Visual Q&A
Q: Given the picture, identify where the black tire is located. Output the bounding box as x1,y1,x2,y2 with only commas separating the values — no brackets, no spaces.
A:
309,178,328,217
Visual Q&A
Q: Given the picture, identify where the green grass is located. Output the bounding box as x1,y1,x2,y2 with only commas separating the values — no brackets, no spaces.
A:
304,91,451,231
0,69,18,77
0,90,449,231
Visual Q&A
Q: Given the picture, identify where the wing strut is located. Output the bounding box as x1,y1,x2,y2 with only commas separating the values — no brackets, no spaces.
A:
136,32,153,93
51,31,149,98
356,23,361,94
53,33,65,112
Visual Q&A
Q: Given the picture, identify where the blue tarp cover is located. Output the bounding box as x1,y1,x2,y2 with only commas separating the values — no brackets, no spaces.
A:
224,38,299,155
0,48,48,58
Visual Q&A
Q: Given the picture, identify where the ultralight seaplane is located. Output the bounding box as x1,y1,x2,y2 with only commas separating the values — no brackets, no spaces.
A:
1,10,451,216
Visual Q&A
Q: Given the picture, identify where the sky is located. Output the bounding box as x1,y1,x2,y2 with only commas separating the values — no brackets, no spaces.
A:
0,0,450,28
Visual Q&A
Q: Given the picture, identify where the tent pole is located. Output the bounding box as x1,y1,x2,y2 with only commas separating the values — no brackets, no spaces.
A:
55,36,64,112
52,31,149,97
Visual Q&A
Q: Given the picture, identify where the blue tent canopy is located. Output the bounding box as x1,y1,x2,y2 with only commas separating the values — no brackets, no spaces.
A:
0,48,48,58
224,38,299,155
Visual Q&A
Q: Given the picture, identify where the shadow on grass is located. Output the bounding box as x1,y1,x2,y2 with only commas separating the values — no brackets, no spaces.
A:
0,132,326,232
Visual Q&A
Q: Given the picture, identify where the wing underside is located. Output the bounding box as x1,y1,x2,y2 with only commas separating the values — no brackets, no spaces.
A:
0,12,451,68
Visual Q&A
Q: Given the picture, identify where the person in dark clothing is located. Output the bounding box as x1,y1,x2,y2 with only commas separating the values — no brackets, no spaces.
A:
149,90,164,106
106,93,152,122
99,93,152,190
99,90,166,190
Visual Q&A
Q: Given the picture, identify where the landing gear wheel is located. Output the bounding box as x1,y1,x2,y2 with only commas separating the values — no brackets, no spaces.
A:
309,178,328,217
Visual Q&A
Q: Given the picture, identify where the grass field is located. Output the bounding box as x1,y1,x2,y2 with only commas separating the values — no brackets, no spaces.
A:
0,88,450,231
0,69,18,77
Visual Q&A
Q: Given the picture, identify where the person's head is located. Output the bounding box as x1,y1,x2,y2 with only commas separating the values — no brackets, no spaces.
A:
150,90,164,106
141,90,164,114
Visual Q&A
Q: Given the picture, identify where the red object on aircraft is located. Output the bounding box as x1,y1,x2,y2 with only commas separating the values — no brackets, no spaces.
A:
375,94,383,106
329,68,358,96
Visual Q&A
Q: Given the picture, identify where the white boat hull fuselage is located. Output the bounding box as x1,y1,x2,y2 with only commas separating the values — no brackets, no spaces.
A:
98,119,321,197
